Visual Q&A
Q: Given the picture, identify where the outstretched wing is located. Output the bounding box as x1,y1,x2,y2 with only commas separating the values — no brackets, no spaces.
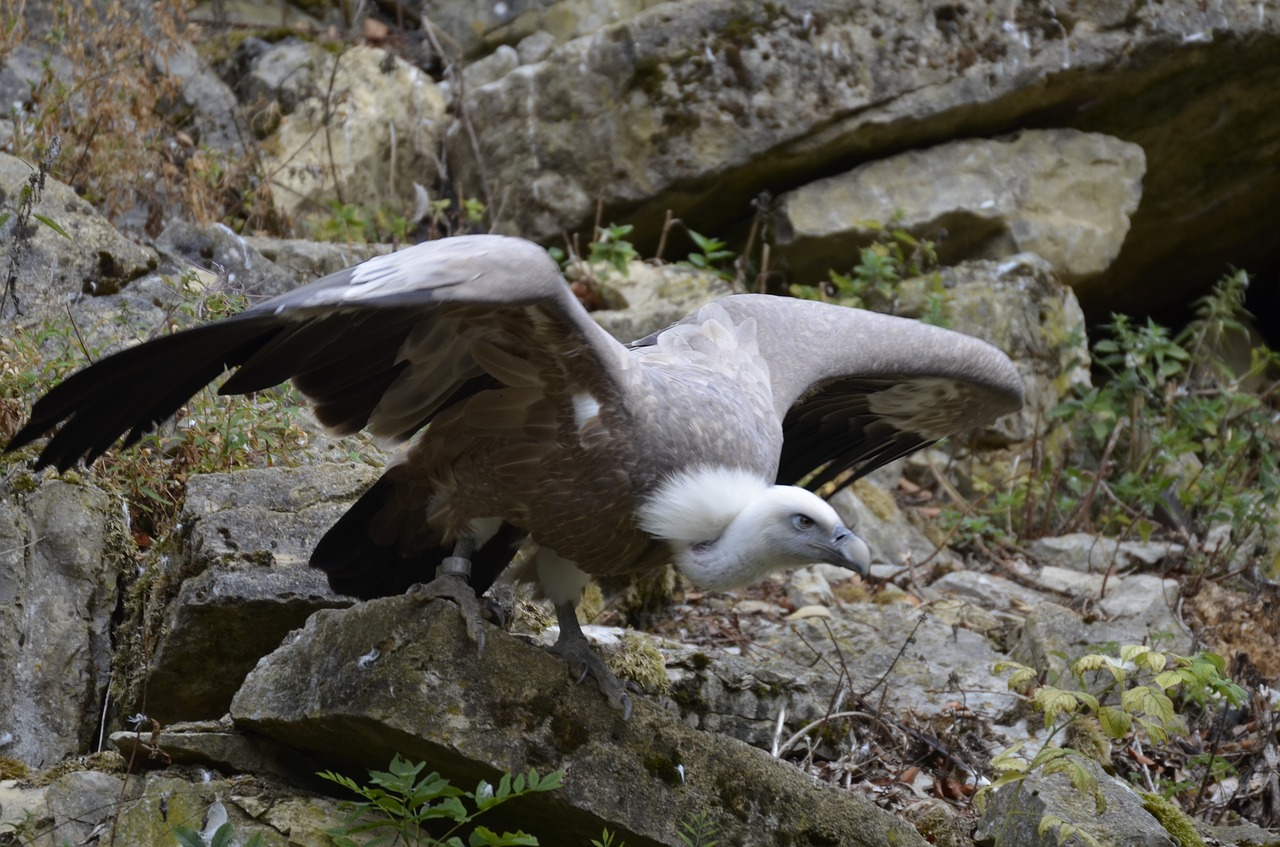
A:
708,295,1024,490
6,235,631,471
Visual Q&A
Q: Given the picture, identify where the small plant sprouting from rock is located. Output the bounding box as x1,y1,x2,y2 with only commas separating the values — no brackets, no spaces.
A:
591,811,719,847
1,137,68,320
790,215,947,326
310,201,412,244
427,197,489,238
308,196,490,244
588,224,640,276
680,228,736,280
318,754,563,847
979,646,1247,846
676,810,720,847
552,222,642,307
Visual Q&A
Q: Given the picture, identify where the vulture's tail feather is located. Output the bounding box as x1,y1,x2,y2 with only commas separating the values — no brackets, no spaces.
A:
311,474,523,599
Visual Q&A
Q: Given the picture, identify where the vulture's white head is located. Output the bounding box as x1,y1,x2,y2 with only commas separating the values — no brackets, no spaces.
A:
637,468,872,591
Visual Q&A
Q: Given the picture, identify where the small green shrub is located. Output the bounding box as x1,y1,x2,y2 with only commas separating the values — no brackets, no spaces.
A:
979,645,1246,843
592,810,719,847
790,215,947,326
680,228,735,279
588,224,639,275
318,755,563,847
308,201,415,243
676,811,719,847
945,269,1280,575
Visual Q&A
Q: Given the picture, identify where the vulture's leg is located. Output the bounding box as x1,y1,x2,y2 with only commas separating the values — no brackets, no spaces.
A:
536,547,636,719
410,536,491,651
549,600,636,720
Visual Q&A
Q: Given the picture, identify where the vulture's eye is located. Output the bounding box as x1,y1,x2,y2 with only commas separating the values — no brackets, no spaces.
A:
791,514,815,531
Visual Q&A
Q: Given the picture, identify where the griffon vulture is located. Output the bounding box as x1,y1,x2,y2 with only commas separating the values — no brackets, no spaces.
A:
6,234,1024,717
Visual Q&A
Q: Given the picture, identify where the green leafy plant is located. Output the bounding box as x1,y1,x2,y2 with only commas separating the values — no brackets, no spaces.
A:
590,811,718,847
946,269,1280,575
460,198,488,227
790,215,945,324
309,201,414,243
588,224,639,275
979,646,1246,843
418,196,489,239
676,811,719,847
318,755,563,847
681,228,735,278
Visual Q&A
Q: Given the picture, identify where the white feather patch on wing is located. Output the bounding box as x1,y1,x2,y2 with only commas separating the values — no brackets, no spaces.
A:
571,391,601,430
637,467,770,544
344,238,492,298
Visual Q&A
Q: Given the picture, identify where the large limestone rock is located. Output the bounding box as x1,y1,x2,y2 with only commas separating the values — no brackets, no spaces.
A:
232,596,932,847
0,152,157,321
0,765,344,847
445,0,1280,317
585,259,734,341
0,770,124,847
130,464,377,723
253,42,448,223
929,254,1091,443
774,130,1145,287
423,0,669,59
974,759,1176,847
666,599,1017,749
152,220,305,299
0,477,127,768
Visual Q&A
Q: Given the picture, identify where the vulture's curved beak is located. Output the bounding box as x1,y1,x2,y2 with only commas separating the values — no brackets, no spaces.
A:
828,526,872,578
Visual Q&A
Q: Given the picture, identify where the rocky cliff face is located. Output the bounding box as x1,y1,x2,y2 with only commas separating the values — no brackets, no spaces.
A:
1,1,1278,845
432,0,1280,320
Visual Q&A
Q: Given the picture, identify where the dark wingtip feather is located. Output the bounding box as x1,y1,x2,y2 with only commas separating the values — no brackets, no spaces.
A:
5,318,278,471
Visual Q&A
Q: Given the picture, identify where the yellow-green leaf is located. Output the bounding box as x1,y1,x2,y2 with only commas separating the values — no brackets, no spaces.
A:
1098,706,1131,739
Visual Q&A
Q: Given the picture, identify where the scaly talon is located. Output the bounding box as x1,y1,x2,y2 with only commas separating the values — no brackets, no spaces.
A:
408,539,489,652
549,600,636,719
